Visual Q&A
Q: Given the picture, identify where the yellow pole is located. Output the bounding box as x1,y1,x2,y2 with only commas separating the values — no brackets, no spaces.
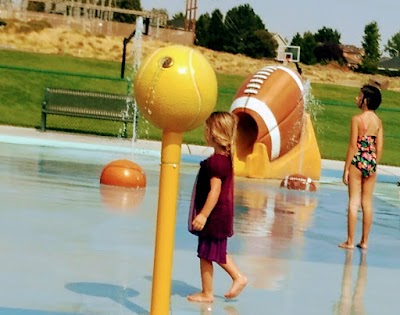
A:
150,130,183,315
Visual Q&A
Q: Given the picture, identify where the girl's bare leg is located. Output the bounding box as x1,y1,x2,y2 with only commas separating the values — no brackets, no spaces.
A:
357,174,376,249
187,258,214,302
339,166,362,249
218,254,247,299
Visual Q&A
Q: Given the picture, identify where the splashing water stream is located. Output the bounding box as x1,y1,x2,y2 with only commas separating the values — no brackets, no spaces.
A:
297,80,324,173
130,17,144,143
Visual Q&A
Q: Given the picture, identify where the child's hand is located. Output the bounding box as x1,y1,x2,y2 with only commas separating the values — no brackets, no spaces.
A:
192,213,207,231
342,170,349,185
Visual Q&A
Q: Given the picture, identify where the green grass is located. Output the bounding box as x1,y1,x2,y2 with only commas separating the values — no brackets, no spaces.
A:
309,83,400,164
1,49,399,166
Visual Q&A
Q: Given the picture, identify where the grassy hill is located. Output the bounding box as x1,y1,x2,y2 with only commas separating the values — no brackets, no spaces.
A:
0,21,399,166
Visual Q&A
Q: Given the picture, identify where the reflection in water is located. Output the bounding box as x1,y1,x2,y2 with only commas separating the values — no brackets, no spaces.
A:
233,181,318,290
224,305,240,315
194,303,240,315
235,181,317,240
335,251,367,315
197,303,213,315
100,184,146,213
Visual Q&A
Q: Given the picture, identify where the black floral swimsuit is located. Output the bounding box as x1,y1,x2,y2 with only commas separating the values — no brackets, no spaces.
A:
351,116,377,178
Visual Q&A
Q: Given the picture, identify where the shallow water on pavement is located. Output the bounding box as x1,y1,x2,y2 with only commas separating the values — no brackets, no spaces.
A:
0,142,399,315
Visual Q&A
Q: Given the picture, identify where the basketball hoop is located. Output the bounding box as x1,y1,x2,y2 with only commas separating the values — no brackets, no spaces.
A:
277,45,300,63
284,53,293,65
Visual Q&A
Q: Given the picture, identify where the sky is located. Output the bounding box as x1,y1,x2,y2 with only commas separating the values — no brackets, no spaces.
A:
141,0,399,51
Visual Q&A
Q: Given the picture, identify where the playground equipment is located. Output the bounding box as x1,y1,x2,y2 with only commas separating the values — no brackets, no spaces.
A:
100,159,146,188
230,65,321,181
280,174,317,192
2,0,167,36
134,45,217,315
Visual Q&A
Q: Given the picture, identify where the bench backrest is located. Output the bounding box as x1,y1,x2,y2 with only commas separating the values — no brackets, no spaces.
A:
43,88,134,119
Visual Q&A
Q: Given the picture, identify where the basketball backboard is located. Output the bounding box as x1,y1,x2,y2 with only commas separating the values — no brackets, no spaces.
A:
276,45,301,63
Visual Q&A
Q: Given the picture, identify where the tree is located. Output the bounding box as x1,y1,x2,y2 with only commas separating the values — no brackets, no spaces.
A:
195,13,211,47
167,12,185,29
244,29,277,59
301,32,318,65
290,32,317,65
207,10,226,52
314,27,341,44
313,27,343,63
360,21,381,73
384,31,400,58
195,4,275,59
314,43,344,64
256,29,278,58
223,4,265,54
113,0,142,23
290,33,303,47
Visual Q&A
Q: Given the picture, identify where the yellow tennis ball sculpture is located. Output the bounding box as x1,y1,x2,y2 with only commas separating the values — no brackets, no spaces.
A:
134,45,217,315
134,45,217,132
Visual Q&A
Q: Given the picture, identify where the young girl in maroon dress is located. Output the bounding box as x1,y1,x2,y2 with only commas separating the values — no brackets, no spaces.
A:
187,111,247,303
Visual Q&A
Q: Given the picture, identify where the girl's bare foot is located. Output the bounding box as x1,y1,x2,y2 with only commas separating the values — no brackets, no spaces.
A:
187,292,214,302
224,274,247,299
338,242,354,249
356,243,368,249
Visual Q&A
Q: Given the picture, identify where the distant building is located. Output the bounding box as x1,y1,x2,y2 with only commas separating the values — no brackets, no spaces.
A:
378,56,400,71
271,33,287,59
272,33,286,48
340,45,364,69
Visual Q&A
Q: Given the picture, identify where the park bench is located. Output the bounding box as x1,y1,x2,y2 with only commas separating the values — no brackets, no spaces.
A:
41,88,134,138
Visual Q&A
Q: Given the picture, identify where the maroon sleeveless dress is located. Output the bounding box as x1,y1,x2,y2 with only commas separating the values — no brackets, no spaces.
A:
188,154,234,264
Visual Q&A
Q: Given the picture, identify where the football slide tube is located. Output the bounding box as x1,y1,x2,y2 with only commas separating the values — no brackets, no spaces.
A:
230,66,321,180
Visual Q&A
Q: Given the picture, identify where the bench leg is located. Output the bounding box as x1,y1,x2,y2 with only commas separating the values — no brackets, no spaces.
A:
41,112,46,132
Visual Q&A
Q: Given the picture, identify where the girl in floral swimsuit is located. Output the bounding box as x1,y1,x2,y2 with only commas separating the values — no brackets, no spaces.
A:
339,85,383,250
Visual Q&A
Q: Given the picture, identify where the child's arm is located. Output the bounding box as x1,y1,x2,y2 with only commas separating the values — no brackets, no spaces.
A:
343,116,359,185
192,177,221,231
376,119,384,163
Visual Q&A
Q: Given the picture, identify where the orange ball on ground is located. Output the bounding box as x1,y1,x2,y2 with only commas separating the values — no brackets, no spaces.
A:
100,159,146,188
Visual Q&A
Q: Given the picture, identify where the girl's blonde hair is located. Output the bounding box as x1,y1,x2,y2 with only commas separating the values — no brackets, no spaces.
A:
205,111,238,157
